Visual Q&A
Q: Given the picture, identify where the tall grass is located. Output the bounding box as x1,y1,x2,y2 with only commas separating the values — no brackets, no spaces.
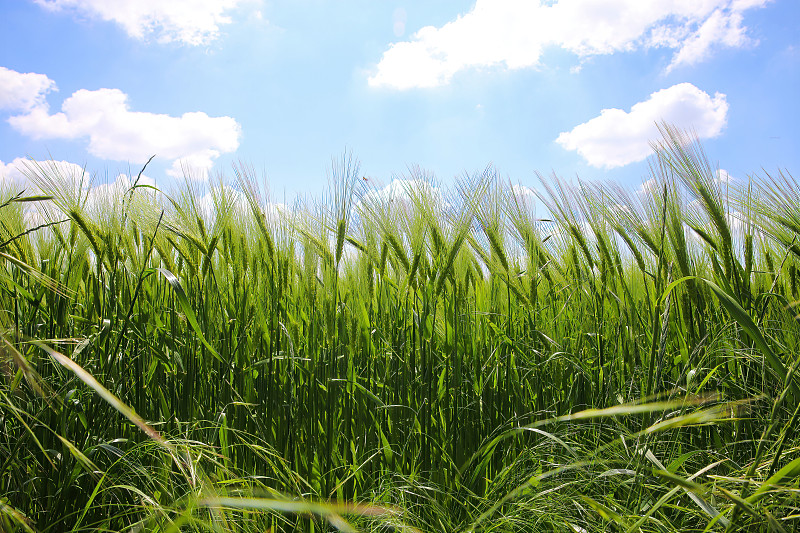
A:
1,128,799,531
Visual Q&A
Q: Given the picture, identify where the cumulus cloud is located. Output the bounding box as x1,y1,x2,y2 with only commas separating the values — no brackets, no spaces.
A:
0,67,57,113
556,83,728,168
715,168,734,185
6,84,241,179
1,157,88,228
0,158,29,190
666,9,750,72
507,183,542,211
0,157,89,194
1,156,162,229
87,172,156,204
369,0,769,89
510,183,538,200
34,0,245,45
359,178,444,214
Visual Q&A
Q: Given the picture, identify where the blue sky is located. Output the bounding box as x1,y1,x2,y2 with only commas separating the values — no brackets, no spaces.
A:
0,0,797,199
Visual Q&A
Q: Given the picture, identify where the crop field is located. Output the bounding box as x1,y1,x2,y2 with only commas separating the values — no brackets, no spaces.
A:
2,127,799,531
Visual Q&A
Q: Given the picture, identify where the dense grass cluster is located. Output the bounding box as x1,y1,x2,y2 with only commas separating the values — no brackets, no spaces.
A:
2,127,800,531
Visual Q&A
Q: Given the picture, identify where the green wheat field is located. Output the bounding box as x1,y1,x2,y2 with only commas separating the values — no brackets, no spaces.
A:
2,127,799,531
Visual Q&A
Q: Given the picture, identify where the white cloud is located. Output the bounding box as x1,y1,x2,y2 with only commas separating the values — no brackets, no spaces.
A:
1,157,163,229
0,158,28,190
510,183,537,199
666,9,752,72
509,183,539,208
636,168,734,198
0,157,88,195
0,67,57,112
1,157,89,228
87,172,156,205
77,172,159,226
8,87,241,178
369,0,769,89
34,0,246,46
359,178,444,213
192,184,287,227
556,83,728,168
715,168,733,185
638,176,656,195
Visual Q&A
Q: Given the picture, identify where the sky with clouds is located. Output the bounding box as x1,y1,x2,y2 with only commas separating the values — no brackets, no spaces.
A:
0,0,797,197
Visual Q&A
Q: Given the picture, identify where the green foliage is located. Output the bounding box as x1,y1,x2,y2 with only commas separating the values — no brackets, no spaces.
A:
1,131,799,531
